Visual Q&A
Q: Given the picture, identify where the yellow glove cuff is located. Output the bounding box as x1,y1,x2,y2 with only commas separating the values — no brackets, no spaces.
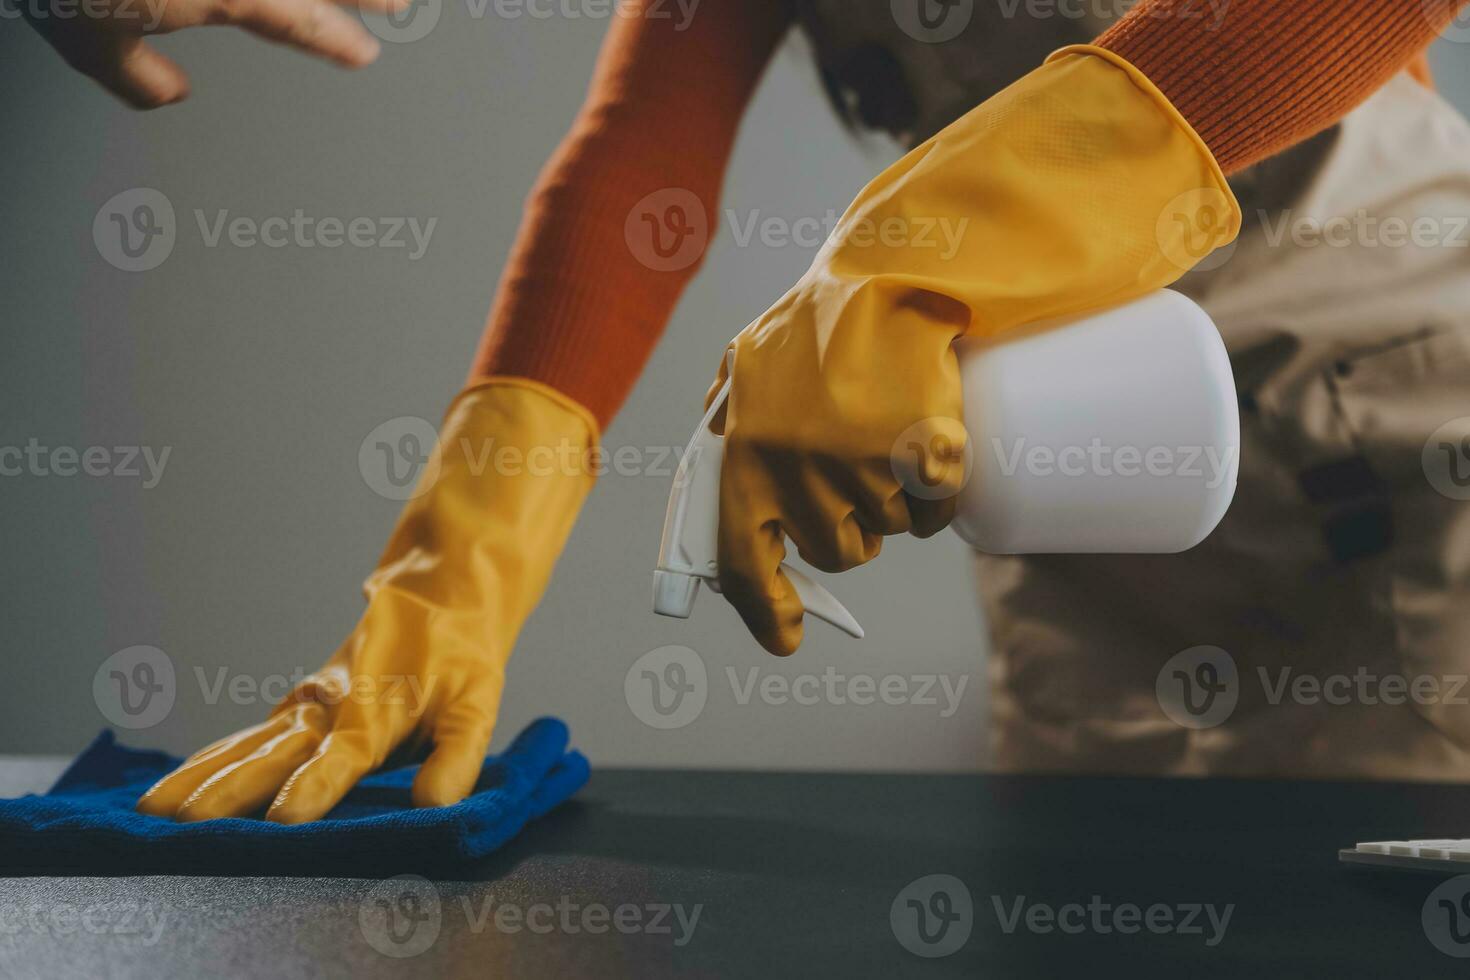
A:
823,44,1242,338
460,375,602,447
366,377,600,639
1046,43,1234,211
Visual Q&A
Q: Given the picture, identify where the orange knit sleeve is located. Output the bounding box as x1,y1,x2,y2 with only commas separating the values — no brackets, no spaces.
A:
470,0,794,427
1097,0,1467,174
479,0,1463,426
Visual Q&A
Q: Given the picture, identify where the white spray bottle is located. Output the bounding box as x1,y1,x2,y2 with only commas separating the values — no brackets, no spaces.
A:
652,289,1240,638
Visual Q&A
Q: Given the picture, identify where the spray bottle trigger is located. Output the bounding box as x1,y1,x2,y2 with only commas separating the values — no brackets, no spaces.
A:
780,564,864,638
652,364,863,639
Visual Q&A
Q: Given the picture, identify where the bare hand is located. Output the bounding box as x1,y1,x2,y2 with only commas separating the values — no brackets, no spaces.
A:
21,0,409,108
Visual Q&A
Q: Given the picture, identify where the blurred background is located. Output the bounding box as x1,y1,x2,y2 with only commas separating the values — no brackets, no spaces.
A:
2,8,1469,768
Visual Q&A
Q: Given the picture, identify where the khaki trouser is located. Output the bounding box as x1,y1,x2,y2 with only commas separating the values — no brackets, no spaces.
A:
979,75,1470,779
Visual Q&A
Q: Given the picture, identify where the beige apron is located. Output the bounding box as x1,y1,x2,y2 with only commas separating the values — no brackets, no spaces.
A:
798,2,1470,778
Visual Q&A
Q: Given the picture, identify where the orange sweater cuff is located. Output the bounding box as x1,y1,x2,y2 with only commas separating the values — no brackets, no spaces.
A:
1097,0,1463,174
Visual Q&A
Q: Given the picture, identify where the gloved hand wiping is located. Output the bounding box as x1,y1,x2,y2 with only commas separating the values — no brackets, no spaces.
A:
137,379,598,822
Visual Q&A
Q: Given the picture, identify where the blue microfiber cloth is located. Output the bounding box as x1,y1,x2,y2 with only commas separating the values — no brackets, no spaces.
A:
0,717,589,876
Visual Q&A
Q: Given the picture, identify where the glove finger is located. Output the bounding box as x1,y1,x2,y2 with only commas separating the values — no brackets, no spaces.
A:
718,512,804,657
174,706,327,822
780,463,884,574
135,709,300,817
890,414,969,538
271,663,352,715
264,619,427,824
855,485,916,538
787,508,882,574
264,726,380,824
411,694,499,808
905,492,959,539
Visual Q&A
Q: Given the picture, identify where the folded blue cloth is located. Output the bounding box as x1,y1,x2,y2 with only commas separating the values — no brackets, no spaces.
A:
0,717,589,876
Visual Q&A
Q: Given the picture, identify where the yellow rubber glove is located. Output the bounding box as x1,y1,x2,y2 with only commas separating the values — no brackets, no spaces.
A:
136,378,598,823
711,46,1240,656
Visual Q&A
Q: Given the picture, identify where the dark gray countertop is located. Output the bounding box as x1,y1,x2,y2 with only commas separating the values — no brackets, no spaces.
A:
2,758,1468,978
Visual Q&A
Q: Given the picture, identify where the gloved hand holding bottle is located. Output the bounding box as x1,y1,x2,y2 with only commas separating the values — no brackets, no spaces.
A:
136,379,598,822
710,45,1240,656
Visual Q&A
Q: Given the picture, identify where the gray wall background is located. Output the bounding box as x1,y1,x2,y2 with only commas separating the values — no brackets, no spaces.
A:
3,9,1469,770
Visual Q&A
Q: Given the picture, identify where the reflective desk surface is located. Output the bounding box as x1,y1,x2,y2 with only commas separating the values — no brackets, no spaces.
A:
2,758,1468,978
